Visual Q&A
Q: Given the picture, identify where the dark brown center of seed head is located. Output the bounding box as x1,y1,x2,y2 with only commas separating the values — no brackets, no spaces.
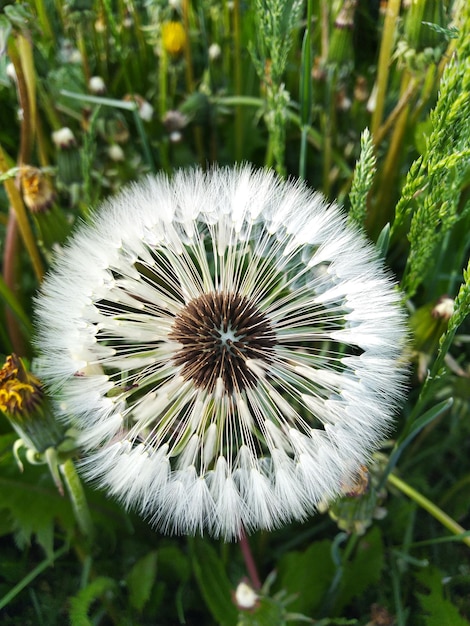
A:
169,291,276,394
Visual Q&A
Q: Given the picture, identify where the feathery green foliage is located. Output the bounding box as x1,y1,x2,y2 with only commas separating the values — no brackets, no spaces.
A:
348,128,376,228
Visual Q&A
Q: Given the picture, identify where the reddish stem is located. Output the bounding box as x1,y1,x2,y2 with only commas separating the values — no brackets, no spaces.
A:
238,530,262,590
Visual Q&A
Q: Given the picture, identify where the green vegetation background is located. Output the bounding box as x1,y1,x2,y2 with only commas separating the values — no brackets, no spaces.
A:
1,0,470,624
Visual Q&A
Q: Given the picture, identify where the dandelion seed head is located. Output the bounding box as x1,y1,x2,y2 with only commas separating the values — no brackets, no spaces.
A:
35,165,407,540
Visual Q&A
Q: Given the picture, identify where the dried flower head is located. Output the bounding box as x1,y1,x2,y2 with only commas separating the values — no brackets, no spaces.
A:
21,166,55,213
35,166,407,539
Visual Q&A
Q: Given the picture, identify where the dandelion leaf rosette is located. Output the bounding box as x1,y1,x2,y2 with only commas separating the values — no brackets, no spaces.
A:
35,166,407,539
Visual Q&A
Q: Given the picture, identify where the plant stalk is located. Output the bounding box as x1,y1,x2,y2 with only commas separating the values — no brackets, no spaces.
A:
388,473,470,549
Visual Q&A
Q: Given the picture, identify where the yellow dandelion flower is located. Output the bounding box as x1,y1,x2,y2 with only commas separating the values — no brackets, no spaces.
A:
0,354,66,457
0,354,43,417
162,21,186,56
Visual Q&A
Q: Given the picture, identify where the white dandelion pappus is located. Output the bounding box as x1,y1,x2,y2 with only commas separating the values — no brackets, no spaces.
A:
35,165,407,540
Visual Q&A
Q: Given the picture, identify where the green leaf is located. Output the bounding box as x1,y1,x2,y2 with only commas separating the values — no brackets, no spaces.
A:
157,544,191,583
0,274,33,338
126,550,158,612
238,596,285,626
375,223,390,259
416,567,470,626
190,537,238,626
0,443,76,559
277,539,335,617
336,527,384,613
69,576,116,626
379,398,453,489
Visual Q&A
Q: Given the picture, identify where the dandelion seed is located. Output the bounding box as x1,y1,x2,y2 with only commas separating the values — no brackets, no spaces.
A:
35,166,407,539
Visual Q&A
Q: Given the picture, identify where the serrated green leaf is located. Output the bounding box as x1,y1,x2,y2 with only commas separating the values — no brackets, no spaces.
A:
416,567,470,626
0,451,76,559
190,538,238,626
69,576,116,626
126,550,158,612
336,527,384,613
277,539,335,617
157,544,190,583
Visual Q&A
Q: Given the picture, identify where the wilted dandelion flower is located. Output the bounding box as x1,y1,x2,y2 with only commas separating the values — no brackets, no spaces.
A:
35,166,407,539
21,166,55,213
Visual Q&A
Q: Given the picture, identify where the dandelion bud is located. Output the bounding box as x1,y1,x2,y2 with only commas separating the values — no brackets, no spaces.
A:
431,296,454,321
234,581,259,610
89,76,106,94
328,0,357,66
52,127,77,150
162,109,188,132
94,16,106,33
6,62,17,82
354,76,369,103
138,100,154,122
327,455,388,535
123,94,154,121
107,144,125,161
411,296,454,380
52,128,81,185
208,43,222,61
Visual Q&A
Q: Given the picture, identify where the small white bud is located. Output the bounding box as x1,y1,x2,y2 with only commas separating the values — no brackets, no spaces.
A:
89,76,106,94
6,62,17,82
52,127,76,149
208,43,221,61
234,582,259,610
138,100,154,122
107,144,125,161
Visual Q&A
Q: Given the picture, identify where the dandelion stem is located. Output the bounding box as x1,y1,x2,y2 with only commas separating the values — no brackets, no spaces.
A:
371,0,401,136
0,543,69,611
233,0,243,162
60,458,94,541
387,473,470,549
182,0,205,165
0,146,44,283
239,530,262,590
1,216,29,355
